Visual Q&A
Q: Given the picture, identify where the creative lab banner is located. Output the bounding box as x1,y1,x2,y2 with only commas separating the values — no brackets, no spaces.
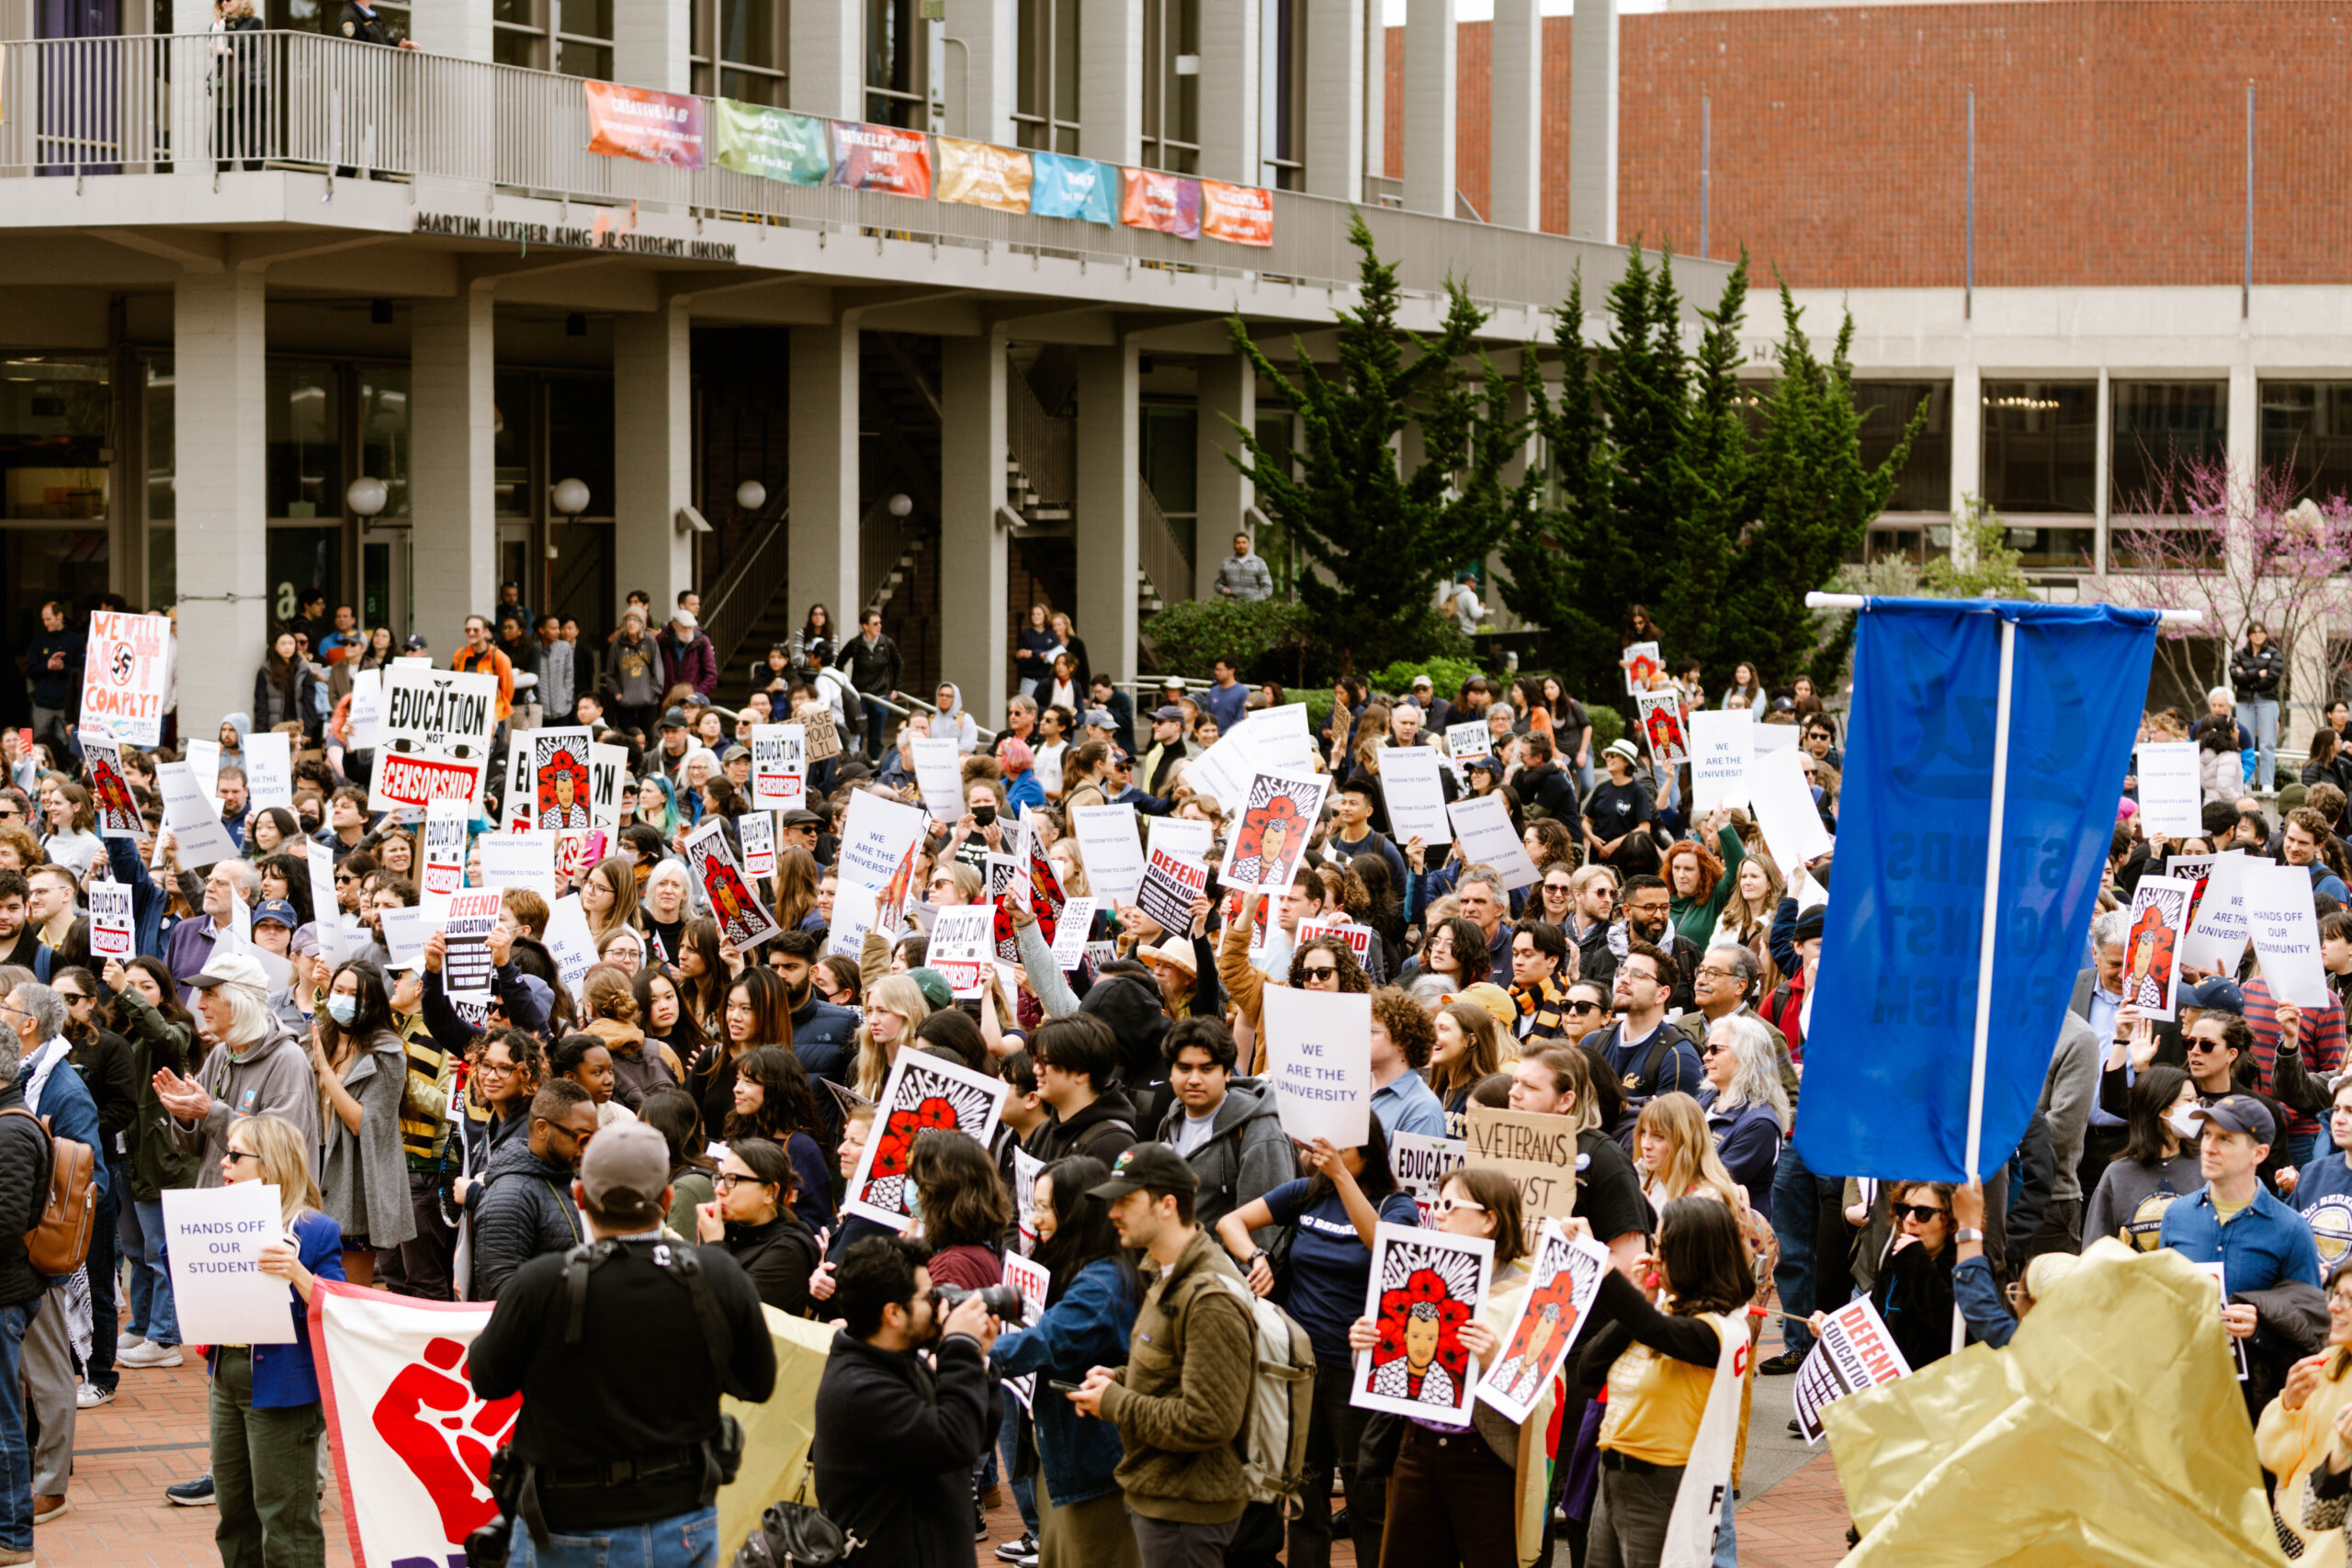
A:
831,121,932,197
711,97,830,185
935,135,1032,213
1028,151,1115,223
79,610,171,746
583,80,707,168
1199,178,1273,245
1120,167,1201,238
1797,600,2157,1182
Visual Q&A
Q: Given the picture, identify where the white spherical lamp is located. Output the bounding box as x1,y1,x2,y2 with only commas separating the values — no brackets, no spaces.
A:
550,478,591,517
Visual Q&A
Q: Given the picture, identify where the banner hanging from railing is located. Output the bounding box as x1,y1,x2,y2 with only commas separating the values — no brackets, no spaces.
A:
831,121,932,197
1120,167,1202,238
936,135,1033,213
711,98,830,185
1200,178,1274,246
582,81,706,168
1029,152,1115,224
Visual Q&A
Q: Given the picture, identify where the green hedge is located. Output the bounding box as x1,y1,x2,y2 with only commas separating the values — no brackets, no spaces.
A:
1143,598,1314,680
1365,656,1483,705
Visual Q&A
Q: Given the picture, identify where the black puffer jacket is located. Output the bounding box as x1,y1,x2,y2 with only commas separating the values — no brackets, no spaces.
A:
721,1212,820,1316
2232,639,2286,700
468,1134,585,1301
0,1083,51,1309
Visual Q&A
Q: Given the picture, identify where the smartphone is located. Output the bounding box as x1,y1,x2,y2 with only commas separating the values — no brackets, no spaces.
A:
1046,1379,1083,1393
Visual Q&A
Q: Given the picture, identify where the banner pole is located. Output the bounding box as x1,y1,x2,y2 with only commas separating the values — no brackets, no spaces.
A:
1965,615,2018,1184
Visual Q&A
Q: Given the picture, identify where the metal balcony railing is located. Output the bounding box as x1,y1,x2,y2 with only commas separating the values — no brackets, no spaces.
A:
0,30,1668,313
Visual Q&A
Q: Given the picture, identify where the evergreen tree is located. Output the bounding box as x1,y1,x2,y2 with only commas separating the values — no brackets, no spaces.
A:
1658,253,1754,681
1225,217,1529,676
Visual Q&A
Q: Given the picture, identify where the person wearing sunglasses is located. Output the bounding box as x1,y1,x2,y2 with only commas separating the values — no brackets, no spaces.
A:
1812,1179,1962,1372
2109,1005,2293,1197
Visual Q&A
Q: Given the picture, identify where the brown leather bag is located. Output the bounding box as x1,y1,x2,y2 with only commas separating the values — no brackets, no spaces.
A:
0,1109,95,1277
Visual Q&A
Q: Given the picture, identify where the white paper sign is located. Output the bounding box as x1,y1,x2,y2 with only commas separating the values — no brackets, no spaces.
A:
346,668,387,752
842,1051,1010,1231
2183,850,2252,974
1444,721,1491,763
440,887,503,1006
1145,815,1215,863
1261,987,1371,1147
378,907,431,967
751,724,807,813
2135,741,2203,838
590,742,630,831
826,881,881,960
80,611,174,746
185,739,222,807
541,894,597,1001
161,1183,296,1345
1001,1252,1051,1411
837,790,929,891
682,818,784,951
1380,747,1452,847
1390,1132,1467,1227
910,738,967,824
1754,723,1801,753
88,881,134,959
418,797,471,917
739,812,777,878
157,761,238,869
1218,771,1330,894
368,665,499,814
478,830,558,904
1071,805,1147,906
307,840,345,965
1046,896,1097,970
243,730,295,812
1351,1223,1493,1426
1688,710,1754,814
1792,1295,1914,1443
1747,744,1832,872
2245,859,2331,1007
927,905,998,998
1476,1223,1611,1425
1446,795,1540,891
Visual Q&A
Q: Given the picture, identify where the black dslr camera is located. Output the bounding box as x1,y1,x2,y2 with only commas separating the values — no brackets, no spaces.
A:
931,1282,1025,1324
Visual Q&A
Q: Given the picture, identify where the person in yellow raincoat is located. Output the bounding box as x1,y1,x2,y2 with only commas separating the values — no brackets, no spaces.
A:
2258,1261,2352,1566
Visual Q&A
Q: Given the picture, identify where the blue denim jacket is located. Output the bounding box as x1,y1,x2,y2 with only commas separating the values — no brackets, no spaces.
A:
990,1258,1137,1507
209,1209,347,1408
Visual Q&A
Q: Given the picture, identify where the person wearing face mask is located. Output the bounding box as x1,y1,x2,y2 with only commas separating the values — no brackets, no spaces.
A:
309,960,415,1290
2106,1005,2293,1196
2082,1066,2205,1251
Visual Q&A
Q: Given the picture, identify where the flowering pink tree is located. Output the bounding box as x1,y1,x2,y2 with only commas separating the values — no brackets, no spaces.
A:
2098,454,2352,713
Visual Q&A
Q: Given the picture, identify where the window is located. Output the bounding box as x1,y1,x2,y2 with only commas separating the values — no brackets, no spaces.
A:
693,0,788,107
2261,382,2352,506
0,355,108,522
1139,0,1198,173
268,362,341,519
1142,403,1198,566
357,366,412,520
1014,0,1080,154
865,0,931,129
2110,381,2225,513
494,373,535,516
272,0,407,34
1257,0,1303,188
489,0,611,77
1980,381,2096,515
548,377,616,523
1853,381,1950,514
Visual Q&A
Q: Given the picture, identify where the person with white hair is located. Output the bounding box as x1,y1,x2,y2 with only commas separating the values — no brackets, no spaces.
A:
1696,1011,1792,1219
151,952,320,1185
164,857,259,1008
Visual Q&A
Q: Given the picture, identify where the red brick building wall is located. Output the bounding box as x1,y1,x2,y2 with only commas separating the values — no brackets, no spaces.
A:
1387,1,2352,288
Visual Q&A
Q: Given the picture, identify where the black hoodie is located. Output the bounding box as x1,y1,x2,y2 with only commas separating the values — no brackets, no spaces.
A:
1080,974,1169,1093
1025,1082,1140,1167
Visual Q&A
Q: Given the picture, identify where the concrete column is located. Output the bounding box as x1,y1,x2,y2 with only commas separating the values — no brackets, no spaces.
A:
2227,362,2260,519
2093,367,2111,577
1363,0,1384,183
1491,0,1541,229
613,304,694,618
1193,354,1255,603
616,0,692,91
943,0,1017,144
1197,0,1255,186
941,335,1009,728
1079,0,1142,166
169,0,218,166
1949,363,1982,525
790,0,863,121
788,321,863,634
410,291,498,648
1303,0,1362,199
408,0,493,62
1075,344,1140,691
1402,0,1454,218
173,269,267,736
1567,0,1618,242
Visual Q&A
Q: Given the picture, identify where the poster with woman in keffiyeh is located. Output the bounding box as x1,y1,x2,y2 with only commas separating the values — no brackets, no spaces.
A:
1351,1222,1492,1426
842,1052,1008,1230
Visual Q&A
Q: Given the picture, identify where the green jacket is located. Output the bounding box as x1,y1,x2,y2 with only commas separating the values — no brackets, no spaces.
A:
113,988,203,1201
1670,822,1748,953
1097,1227,1257,1524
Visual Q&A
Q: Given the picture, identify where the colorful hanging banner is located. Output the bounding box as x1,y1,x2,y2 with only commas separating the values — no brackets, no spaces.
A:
1200,178,1274,246
935,135,1033,213
830,121,933,197
582,80,707,168
1029,151,1116,224
711,98,831,185
1119,167,1202,239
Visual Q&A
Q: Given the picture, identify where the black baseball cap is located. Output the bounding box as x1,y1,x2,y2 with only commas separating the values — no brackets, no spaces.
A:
1089,1142,1199,1200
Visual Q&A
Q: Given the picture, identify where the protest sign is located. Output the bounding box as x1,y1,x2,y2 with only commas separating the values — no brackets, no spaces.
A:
186,738,222,805
1200,178,1274,245
1119,166,1201,236
1261,987,1370,1147
158,760,239,868
1379,746,1452,847
1219,772,1329,892
1072,805,1147,904
1390,1133,1466,1227
1031,151,1114,221
441,888,502,1007
379,907,431,968
842,1051,1009,1230
307,840,345,964
1464,1105,1578,1247
1753,723,1800,753
1748,743,1833,872
541,895,596,1000
1146,815,1215,863
590,743,629,830
1443,722,1492,765
710,98,830,184
1136,845,1210,936
2135,741,2202,838
1446,795,1540,891
1793,1296,1913,1443
799,705,842,762
682,818,783,951
1000,1251,1051,1409
370,666,498,813
2168,852,2222,935
88,881,133,960
739,812,777,878
837,790,928,890
910,738,967,822
1688,710,1753,813
2245,859,2331,1007
1046,897,1097,970
583,79,706,166
78,610,171,746
1352,1223,1491,1427
2121,874,2193,1021
346,668,386,751
825,881,880,961
1295,915,1374,968
751,724,807,812
1012,1145,1046,1253
1621,640,1662,696
926,905,997,998
830,119,931,196
478,830,557,904
161,1183,294,1345
523,728,595,830
936,134,1033,211
2182,850,2252,974
418,798,470,917
1636,691,1689,766
244,730,294,810
1476,1223,1611,1424
82,739,141,838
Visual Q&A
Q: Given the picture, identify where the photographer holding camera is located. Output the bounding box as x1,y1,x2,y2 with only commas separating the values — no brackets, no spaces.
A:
468,1122,777,1568
811,1235,1009,1564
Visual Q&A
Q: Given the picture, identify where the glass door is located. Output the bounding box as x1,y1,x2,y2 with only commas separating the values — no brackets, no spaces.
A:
361,525,412,639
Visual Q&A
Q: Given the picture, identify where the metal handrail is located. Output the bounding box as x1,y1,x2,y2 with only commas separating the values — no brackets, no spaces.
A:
1136,479,1192,607
702,509,789,679
1005,364,1074,507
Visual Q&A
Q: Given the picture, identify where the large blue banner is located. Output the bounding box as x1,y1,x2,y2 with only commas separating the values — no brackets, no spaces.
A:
1793,599,2158,1182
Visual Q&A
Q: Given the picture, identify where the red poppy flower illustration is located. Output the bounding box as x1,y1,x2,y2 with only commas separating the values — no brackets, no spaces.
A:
1370,1266,1475,1383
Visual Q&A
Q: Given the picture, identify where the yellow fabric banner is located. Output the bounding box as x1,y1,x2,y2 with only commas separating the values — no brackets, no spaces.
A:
935,136,1034,214
1826,1240,2289,1566
716,1309,839,1550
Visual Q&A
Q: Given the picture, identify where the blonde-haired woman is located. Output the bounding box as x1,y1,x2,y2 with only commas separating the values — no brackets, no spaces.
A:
852,973,932,1100
1712,845,1785,987
210,1112,345,1568
1634,1090,1748,1214
578,854,641,946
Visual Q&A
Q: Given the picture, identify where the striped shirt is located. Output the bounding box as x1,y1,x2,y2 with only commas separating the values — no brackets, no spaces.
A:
2242,977,2345,1141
